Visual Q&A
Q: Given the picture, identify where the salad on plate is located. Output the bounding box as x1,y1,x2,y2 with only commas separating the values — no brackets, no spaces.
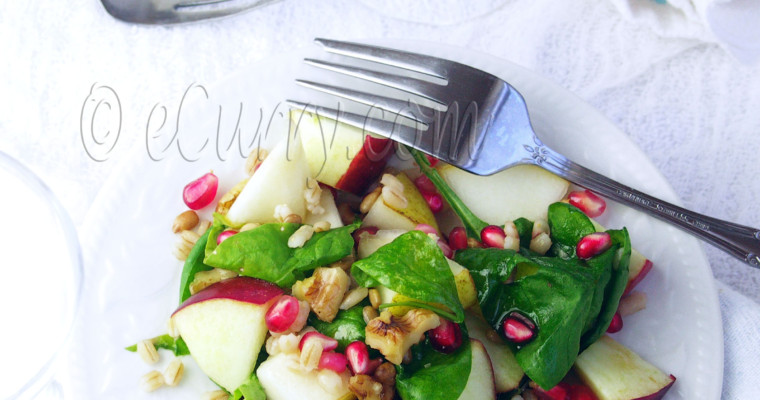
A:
127,109,675,400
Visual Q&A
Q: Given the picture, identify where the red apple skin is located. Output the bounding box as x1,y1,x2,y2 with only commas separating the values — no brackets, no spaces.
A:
632,375,676,400
334,136,393,194
625,259,653,295
173,276,283,316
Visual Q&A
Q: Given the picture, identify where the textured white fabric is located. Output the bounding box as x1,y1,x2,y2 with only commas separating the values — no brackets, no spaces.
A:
610,0,760,63
718,281,760,399
1,0,759,398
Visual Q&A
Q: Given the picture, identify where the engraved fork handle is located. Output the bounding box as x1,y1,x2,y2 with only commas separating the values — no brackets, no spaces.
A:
535,146,760,267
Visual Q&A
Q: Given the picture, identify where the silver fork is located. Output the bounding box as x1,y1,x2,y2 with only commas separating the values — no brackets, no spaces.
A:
100,0,280,24
289,38,760,267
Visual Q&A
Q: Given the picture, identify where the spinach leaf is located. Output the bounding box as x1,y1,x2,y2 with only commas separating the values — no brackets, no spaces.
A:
513,217,534,248
351,230,465,322
502,262,595,389
454,248,524,305
457,232,631,390
395,337,472,400
179,229,213,303
580,228,630,349
204,215,359,288
229,374,267,400
547,202,596,258
284,220,361,273
410,148,488,238
205,222,300,286
125,334,190,357
308,303,368,352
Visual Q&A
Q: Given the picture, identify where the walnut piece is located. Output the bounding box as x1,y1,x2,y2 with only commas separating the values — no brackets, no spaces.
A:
365,309,440,365
292,266,350,322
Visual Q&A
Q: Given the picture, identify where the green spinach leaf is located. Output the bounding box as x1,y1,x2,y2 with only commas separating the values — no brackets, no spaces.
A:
125,334,190,357
580,228,630,349
410,148,488,238
456,247,622,389
205,222,300,286
308,303,368,352
284,220,361,272
351,230,465,323
229,374,267,400
204,215,359,288
547,202,596,258
513,217,534,248
395,337,472,400
179,229,213,303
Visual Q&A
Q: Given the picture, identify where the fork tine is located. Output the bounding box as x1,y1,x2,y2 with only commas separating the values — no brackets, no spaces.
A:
315,38,449,79
304,59,447,105
286,100,440,158
295,79,438,124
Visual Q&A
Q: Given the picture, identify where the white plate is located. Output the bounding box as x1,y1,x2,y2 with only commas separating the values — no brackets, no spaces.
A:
71,40,722,399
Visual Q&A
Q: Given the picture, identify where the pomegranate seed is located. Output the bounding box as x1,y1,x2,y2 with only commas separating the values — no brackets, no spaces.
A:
532,382,570,400
265,295,300,333
568,190,606,218
216,230,238,245
414,223,438,235
345,341,372,375
425,154,439,167
576,232,612,259
567,384,598,400
438,239,454,259
481,225,506,248
182,172,218,210
413,175,437,194
502,312,536,344
423,192,444,213
428,319,463,354
299,331,339,352
448,227,468,251
352,226,379,243
606,312,623,333
318,351,348,373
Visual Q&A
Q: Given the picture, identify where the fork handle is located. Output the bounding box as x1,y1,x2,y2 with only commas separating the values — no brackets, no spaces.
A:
537,148,760,267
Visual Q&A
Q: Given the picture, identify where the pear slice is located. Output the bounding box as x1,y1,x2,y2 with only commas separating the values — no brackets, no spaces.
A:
437,164,569,223
464,312,524,393
362,173,439,233
457,340,496,400
226,138,310,225
257,353,354,400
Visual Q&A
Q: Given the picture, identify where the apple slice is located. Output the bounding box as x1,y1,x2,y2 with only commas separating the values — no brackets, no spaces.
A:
464,313,524,393
362,172,439,233
257,353,354,400
292,109,393,195
574,335,676,400
226,138,311,226
625,250,653,295
589,219,653,294
304,186,344,229
437,164,569,223
457,339,496,400
171,277,282,392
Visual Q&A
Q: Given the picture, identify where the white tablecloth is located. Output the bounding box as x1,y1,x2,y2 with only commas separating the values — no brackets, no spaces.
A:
1,0,759,398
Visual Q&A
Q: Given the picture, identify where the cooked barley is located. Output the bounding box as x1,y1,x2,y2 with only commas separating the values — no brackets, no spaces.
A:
140,370,164,392
163,358,184,386
136,339,159,364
